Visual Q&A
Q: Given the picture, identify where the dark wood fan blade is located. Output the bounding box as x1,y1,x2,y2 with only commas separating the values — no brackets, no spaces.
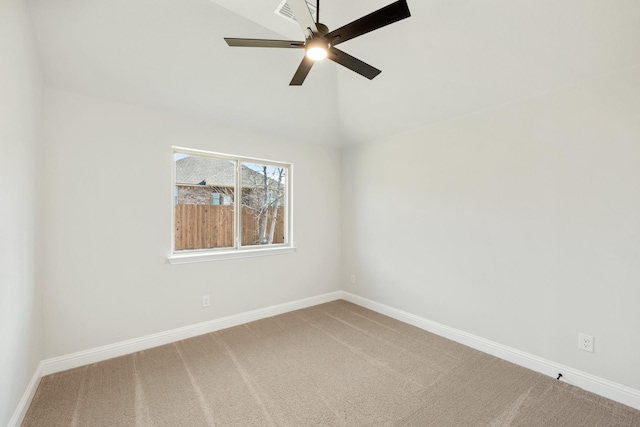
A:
328,47,381,80
224,38,304,48
290,56,314,86
324,0,410,46
287,0,318,38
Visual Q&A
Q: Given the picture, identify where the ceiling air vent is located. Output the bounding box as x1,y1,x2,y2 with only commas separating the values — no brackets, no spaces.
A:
274,0,317,24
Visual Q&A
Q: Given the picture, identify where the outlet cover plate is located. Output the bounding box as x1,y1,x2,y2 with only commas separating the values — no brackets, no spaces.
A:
578,333,594,352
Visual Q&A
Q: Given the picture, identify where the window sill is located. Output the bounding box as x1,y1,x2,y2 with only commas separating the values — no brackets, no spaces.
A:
167,246,296,264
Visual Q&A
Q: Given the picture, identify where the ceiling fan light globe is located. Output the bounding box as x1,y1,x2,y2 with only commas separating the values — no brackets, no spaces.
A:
306,46,328,61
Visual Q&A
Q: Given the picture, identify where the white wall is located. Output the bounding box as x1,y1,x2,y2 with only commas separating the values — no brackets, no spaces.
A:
0,0,44,424
42,88,342,358
342,66,640,390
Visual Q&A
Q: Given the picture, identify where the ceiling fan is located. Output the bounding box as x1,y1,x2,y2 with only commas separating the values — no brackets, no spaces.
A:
224,0,411,85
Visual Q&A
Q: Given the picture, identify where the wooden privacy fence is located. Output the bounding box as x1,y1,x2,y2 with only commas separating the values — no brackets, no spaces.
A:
175,204,285,250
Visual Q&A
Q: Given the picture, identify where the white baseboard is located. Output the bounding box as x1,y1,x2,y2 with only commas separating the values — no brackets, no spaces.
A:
341,291,640,411
7,362,42,427
41,291,343,376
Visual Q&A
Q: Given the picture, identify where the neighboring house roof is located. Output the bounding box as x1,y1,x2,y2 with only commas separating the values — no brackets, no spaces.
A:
176,156,269,187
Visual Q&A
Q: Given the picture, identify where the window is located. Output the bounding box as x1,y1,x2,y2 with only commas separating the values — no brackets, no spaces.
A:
168,147,294,263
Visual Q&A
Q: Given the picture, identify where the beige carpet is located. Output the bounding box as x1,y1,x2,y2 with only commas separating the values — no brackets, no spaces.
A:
23,300,640,426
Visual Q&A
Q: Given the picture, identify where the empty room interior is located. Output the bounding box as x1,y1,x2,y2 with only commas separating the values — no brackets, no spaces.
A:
2,0,640,425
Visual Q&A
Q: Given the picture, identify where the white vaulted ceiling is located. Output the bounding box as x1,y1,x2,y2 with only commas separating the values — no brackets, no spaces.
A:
27,0,640,145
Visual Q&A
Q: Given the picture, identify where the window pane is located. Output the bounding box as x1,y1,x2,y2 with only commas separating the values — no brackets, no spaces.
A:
240,162,287,246
174,153,235,250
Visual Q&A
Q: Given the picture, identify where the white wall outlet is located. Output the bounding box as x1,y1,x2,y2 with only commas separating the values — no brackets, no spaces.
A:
350,274,356,284
202,295,210,307
578,333,594,352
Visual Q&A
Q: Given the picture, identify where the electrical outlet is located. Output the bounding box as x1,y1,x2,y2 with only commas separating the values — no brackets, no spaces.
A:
202,295,210,307
578,333,594,352
350,274,356,284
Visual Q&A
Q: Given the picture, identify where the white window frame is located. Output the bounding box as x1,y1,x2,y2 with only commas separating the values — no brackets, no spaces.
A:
167,147,295,264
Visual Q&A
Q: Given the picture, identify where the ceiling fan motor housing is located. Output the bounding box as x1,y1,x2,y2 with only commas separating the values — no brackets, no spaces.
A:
315,23,329,37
